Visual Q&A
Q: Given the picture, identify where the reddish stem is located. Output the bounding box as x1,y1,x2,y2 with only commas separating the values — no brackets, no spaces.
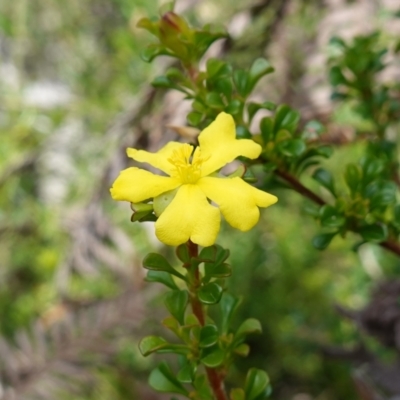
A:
275,168,325,206
186,240,228,400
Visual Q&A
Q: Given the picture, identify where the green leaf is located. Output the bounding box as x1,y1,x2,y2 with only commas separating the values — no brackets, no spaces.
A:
329,36,347,49
365,181,397,208
153,188,178,216
145,270,178,290
152,75,173,88
236,125,251,139
149,362,189,395
139,336,167,356
193,374,213,400
319,205,346,228
165,290,189,324
192,100,206,113
214,244,230,264
361,157,385,181
141,44,171,63
329,66,348,86
205,263,232,279
248,102,277,121
234,343,250,357
165,67,185,81
276,138,306,157
201,347,225,367
206,58,232,78
139,339,189,356
220,293,241,334
187,111,203,127
233,69,250,97
235,318,262,340
137,17,159,36
131,209,154,222
247,58,274,93
312,168,336,195
261,101,276,111
225,99,242,115
230,388,246,400
177,362,196,383
359,224,388,242
312,232,336,250
303,202,321,217
274,105,300,134
344,163,361,194
143,253,186,280
176,243,190,263
199,325,219,348
131,202,153,214
205,92,225,109
260,117,274,143
248,102,261,121
162,316,180,336
199,245,217,261
314,145,333,158
194,29,228,59
198,282,223,305
245,369,270,400
184,313,200,326
215,78,233,99
275,129,291,141
206,59,230,78
242,168,258,183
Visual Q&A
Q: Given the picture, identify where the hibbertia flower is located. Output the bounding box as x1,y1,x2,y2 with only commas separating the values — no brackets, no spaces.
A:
110,112,277,246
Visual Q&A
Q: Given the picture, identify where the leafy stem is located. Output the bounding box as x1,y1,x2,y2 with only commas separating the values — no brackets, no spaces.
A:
273,167,400,258
186,240,229,400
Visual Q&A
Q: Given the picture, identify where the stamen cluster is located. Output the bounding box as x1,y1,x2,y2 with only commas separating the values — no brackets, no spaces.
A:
168,144,207,184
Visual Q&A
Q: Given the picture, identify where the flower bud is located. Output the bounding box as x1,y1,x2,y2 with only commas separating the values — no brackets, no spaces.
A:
159,12,190,58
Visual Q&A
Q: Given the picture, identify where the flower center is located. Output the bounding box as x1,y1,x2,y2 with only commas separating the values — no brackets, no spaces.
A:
168,144,208,184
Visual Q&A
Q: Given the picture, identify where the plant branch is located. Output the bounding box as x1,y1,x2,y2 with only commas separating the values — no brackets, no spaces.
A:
379,240,400,257
186,241,228,400
274,169,400,258
275,169,325,205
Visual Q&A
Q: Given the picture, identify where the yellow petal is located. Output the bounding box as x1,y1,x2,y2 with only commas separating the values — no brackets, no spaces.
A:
110,167,180,203
127,142,183,175
198,176,277,231
198,112,262,176
155,184,220,246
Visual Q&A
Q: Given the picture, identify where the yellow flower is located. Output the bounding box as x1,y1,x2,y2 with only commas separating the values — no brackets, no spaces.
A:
110,112,277,246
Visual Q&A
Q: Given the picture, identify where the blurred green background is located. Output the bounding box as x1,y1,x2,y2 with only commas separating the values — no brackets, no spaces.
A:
1,0,400,399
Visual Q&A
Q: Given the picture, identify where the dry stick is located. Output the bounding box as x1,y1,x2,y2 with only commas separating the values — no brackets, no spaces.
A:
187,240,228,400
274,169,400,258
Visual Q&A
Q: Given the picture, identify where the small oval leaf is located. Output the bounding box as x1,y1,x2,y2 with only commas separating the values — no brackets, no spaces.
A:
199,325,219,348
312,168,336,195
149,362,189,395
143,253,186,280
201,348,225,368
245,368,270,400
145,270,178,290
235,318,262,340
165,290,189,325
198,282,223,305
312,232,336,250
139,336,167,356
